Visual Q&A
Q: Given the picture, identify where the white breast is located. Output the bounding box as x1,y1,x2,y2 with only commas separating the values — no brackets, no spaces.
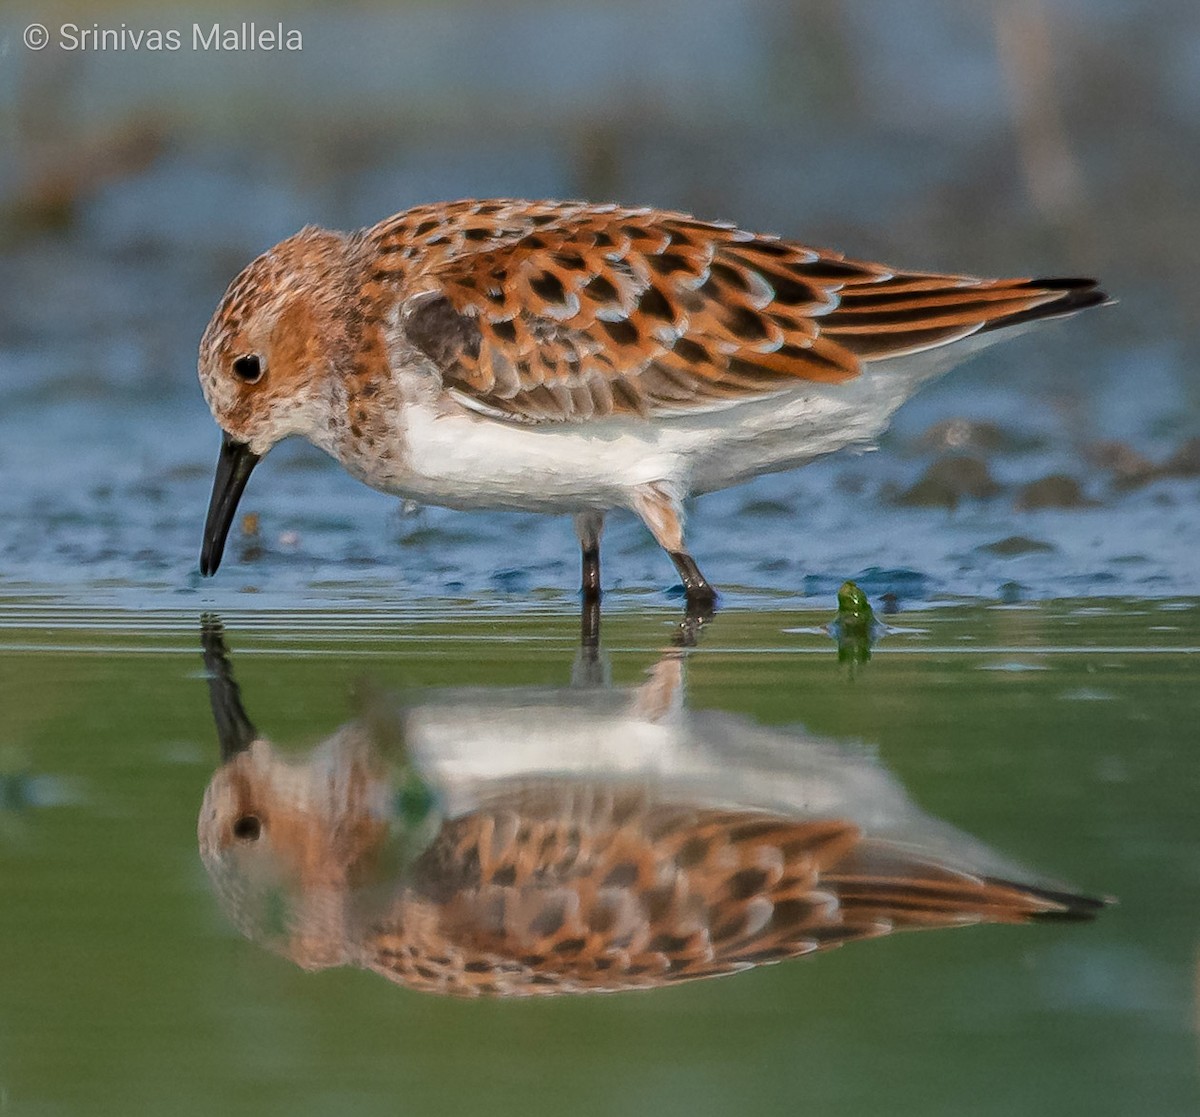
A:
347,341,989,514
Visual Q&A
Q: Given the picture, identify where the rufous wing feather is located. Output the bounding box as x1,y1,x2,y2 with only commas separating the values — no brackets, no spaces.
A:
370,200,1106,425
363,788,1103,996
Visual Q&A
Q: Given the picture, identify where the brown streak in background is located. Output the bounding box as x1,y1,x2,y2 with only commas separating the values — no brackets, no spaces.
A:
993,0,1095,265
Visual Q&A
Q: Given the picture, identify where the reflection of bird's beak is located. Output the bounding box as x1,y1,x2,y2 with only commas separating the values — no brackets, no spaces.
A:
200,432,260,576
200,614,258,761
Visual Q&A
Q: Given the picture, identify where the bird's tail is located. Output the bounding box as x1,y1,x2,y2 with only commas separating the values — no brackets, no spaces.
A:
826,840,1110,928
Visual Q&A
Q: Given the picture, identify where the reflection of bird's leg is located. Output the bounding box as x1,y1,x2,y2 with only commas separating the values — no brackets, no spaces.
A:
674,595,716,648
629,650,685,722
571,596,611,689
200,613,257,760
580,594,601,653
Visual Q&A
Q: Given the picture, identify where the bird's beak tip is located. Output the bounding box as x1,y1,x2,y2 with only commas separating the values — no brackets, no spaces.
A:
200,433,260,578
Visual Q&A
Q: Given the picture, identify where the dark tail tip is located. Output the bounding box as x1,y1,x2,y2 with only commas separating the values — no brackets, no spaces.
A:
979,277,1112,334
996,878,1114,923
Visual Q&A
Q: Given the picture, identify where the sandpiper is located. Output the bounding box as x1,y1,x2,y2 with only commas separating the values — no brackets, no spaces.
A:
197,199,1108,601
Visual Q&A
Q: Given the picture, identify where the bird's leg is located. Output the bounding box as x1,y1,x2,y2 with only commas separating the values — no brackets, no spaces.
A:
573,510,605,603
573,511,606,678
631,483,719,607
670,552,717,604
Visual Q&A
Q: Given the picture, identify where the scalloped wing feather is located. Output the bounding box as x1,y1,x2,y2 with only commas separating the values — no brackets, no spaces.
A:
363,787,1100,996
370,200,1106,425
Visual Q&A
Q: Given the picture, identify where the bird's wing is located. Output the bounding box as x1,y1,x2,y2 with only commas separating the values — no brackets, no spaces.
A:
370,199,1105,425
363,786,1101,996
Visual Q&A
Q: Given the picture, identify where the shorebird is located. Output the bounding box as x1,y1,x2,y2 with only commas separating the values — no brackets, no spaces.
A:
198,618,1104,997
197,199,1108,602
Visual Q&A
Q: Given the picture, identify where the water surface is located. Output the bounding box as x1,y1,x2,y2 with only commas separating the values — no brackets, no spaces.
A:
1,598,1195,1115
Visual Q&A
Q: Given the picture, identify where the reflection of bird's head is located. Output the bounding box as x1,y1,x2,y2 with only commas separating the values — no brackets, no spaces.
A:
198,729,392,971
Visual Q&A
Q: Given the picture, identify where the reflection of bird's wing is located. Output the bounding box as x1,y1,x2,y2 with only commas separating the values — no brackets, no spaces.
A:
363,787,1100,997
405,696,953,853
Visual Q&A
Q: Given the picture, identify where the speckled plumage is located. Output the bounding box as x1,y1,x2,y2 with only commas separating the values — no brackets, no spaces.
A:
197,198,1108,596
199,686,1104,998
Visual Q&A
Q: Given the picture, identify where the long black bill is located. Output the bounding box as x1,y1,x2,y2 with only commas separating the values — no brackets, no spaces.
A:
200,432,260,576
200,614,258,761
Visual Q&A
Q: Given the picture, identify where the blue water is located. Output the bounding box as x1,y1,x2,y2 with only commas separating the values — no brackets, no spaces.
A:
1,347,1196,611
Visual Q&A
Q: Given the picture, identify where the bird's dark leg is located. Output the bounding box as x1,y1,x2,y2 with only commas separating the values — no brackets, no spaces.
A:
573,511,605,603
581,543,601,599
573,510,606,671
668,551,717,606
631,482,721,608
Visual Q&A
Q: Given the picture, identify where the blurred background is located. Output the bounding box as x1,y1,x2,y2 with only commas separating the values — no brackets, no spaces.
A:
1,0,1198,604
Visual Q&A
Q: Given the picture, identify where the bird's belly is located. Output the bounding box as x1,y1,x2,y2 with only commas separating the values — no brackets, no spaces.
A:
684,365,936,493
365,406,678,513
685,390,892,492
346,363,939,512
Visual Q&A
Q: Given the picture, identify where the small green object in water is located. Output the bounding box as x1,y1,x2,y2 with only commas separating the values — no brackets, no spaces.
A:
830,581,881,668
836,581,876,633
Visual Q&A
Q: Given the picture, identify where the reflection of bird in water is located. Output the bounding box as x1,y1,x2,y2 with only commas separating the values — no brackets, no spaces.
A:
198,618,1104,997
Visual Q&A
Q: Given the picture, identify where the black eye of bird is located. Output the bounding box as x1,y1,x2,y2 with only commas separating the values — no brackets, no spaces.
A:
232,354,263,383
232,814,262,840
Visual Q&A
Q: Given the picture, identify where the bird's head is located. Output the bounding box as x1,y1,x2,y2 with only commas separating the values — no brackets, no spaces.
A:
198,731,392,971
197,225,357,575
